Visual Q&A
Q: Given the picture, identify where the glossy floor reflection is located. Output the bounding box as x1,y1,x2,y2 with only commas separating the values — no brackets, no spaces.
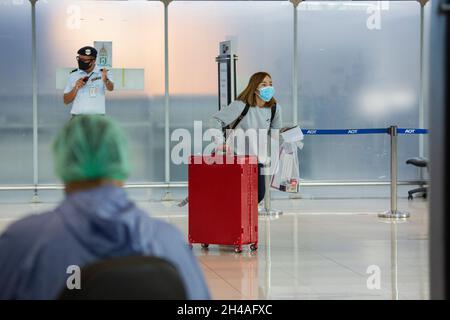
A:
0,198,429,300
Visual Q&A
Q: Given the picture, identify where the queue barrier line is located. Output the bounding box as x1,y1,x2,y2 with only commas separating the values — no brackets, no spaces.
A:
260,126,428,219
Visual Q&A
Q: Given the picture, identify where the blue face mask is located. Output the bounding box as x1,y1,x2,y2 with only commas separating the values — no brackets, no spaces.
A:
258,86,275,102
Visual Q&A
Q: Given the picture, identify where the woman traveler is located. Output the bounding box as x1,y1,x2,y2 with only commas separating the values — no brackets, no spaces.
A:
209,72,282,204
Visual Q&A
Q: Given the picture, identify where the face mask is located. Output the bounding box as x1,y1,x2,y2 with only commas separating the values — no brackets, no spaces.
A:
77,59,94,71
258,86,275,102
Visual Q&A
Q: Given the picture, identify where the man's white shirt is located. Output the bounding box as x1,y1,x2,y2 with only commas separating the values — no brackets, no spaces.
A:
64,67,114,115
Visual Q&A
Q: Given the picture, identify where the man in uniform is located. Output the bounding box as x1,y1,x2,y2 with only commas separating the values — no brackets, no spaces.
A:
63,46,114,116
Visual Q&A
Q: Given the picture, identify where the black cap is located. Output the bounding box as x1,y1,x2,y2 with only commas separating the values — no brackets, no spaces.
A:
77,46,97,58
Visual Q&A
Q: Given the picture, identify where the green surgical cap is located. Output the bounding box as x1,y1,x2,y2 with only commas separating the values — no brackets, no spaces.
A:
53,115,130,183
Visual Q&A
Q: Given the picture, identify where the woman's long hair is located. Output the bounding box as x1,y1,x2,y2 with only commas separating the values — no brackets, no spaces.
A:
236,72,276,108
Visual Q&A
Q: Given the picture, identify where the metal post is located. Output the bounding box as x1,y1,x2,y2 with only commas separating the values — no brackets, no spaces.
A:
291,0,302,126
418,0,428,181
379,126,410,219
289,0,302,200
30,0,39,203
163,1,171,187
163,0,171,184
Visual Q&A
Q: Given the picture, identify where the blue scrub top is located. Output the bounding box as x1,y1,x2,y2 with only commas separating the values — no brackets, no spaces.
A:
0,185,210,300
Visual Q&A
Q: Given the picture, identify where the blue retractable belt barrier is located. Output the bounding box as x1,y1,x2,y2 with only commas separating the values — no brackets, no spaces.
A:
300,128,428,135
287,126,429,220
397,128,428,134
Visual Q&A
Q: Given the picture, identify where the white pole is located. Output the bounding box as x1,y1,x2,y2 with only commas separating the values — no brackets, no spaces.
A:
291,0,302,126
418,0,428,180
30,0,39,201
163,0,171,184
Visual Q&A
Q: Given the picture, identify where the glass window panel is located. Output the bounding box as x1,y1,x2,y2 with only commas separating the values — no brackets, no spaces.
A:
169,1,293,181
36,0,165,184
0,2,33,185
297,1,422,181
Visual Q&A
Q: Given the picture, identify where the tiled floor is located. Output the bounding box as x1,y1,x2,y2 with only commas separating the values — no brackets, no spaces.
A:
0,197,429,300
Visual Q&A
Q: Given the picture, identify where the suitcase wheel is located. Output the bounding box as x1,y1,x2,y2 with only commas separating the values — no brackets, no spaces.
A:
250,243,258,251
188,244,193,250
201,243,209,249
234,245,243,253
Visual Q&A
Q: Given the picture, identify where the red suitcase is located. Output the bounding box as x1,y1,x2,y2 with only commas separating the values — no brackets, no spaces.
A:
188,155,258,253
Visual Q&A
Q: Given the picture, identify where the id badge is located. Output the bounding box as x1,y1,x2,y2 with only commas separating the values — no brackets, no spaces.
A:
89,86,97,98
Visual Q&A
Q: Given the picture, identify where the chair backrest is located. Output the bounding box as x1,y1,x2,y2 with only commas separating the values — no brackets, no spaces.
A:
58,256,187,300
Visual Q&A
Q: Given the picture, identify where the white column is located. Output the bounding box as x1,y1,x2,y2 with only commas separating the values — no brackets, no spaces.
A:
291,0,302,126
162,0,172,183
418,0,428,167
30,0,38,198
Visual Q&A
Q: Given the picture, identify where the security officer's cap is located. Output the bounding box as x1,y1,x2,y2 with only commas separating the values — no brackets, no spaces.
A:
77,46,97,57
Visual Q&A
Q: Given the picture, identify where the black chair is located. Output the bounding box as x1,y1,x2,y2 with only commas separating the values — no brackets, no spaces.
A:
58,256,187,300
406,157,428,200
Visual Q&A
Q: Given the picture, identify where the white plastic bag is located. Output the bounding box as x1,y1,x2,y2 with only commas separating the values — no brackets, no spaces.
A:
270,126,303,193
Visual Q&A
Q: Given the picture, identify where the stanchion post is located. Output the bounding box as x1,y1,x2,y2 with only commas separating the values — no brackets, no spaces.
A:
379,126,410,219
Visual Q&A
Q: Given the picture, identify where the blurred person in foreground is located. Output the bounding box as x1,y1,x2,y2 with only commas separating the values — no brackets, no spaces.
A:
0,115,210,300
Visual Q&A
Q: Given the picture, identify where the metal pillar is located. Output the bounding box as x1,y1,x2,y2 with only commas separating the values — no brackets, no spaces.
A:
418,0,429,180
379,126,410,219
30,0,40,203
162,0,172,185
156,0,173,200
291,0,302,126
